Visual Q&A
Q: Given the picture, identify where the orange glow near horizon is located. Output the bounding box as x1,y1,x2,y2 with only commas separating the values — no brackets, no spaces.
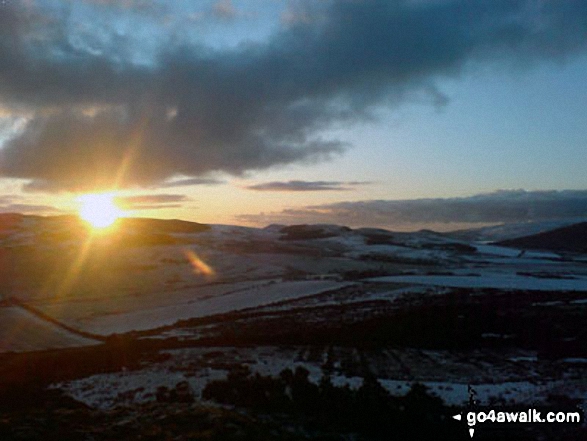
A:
77,193,124,230
185,250,215,277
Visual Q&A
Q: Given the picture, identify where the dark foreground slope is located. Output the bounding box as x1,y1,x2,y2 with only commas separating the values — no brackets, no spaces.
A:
496,222,587,253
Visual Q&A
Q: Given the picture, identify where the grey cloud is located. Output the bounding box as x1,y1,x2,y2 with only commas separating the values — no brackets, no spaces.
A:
0,194,60,215
116,193,190,210
0,195,16,204
237,190,587,230
65,0,168,17
159,177,225,188
0,1,587,191
0,203,61,215
246,180,369,192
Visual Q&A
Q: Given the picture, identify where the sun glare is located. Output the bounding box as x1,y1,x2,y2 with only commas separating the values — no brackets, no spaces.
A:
78,193,123,230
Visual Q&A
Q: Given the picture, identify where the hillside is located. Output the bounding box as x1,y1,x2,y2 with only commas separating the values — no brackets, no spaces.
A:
446,219,585,242
496,221,587,253
0,214,586,439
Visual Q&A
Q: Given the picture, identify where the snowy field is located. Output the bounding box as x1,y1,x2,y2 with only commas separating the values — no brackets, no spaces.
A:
55,346,587,410
2,215,586,424
9,216,586,344
378,379,587,406
37,280,353,335
368,273,587,291
473,244,559,259
0,306,99,353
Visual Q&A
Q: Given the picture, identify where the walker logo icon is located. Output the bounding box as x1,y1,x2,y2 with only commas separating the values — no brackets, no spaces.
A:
452,414,474,438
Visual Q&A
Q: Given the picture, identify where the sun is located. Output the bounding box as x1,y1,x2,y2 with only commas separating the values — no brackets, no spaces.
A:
77,193,123,230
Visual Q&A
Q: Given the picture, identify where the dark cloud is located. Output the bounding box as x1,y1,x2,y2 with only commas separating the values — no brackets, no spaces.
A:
116,193,190,210
159,177,226,188
245,180,369,191
0,1,587,191
237,190,587,231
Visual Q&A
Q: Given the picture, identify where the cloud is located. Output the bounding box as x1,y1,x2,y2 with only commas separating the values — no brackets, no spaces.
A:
0,1,586,191
71,0,159,9
211,0,237,21
236,190,587,231
0,194,61,215
0,203,61,215
159,177,225,188
116,193,190,210
245,180,369,192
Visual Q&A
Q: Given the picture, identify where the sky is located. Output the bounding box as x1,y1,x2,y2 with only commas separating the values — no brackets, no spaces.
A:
0,0,586,231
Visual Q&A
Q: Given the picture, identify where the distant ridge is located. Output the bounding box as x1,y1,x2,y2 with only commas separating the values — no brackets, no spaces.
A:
496,222,587,253
118,217,210,234
0,213,210,246
446,219,585,242
0,213,24,232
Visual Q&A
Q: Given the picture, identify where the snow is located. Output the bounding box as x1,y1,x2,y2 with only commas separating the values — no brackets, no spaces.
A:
454,219,586,242
508,356,539,363
368,273,587,291
78,280,353,335
465,257,563,267
66,373,584,409
0,306,99,353
54,344,587,412
474,244,559,259
379,380,561,406
330,375,364,389
562,358,587,364
56,346,325,409
343,242,451,263
56,366,228,410
255,285,434,313
238,347,324,382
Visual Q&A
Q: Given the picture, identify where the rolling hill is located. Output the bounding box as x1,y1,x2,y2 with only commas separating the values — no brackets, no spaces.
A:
496,221,587,253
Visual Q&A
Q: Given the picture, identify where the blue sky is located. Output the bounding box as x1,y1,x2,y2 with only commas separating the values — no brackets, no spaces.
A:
320,54,587,197
0,0,586,230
